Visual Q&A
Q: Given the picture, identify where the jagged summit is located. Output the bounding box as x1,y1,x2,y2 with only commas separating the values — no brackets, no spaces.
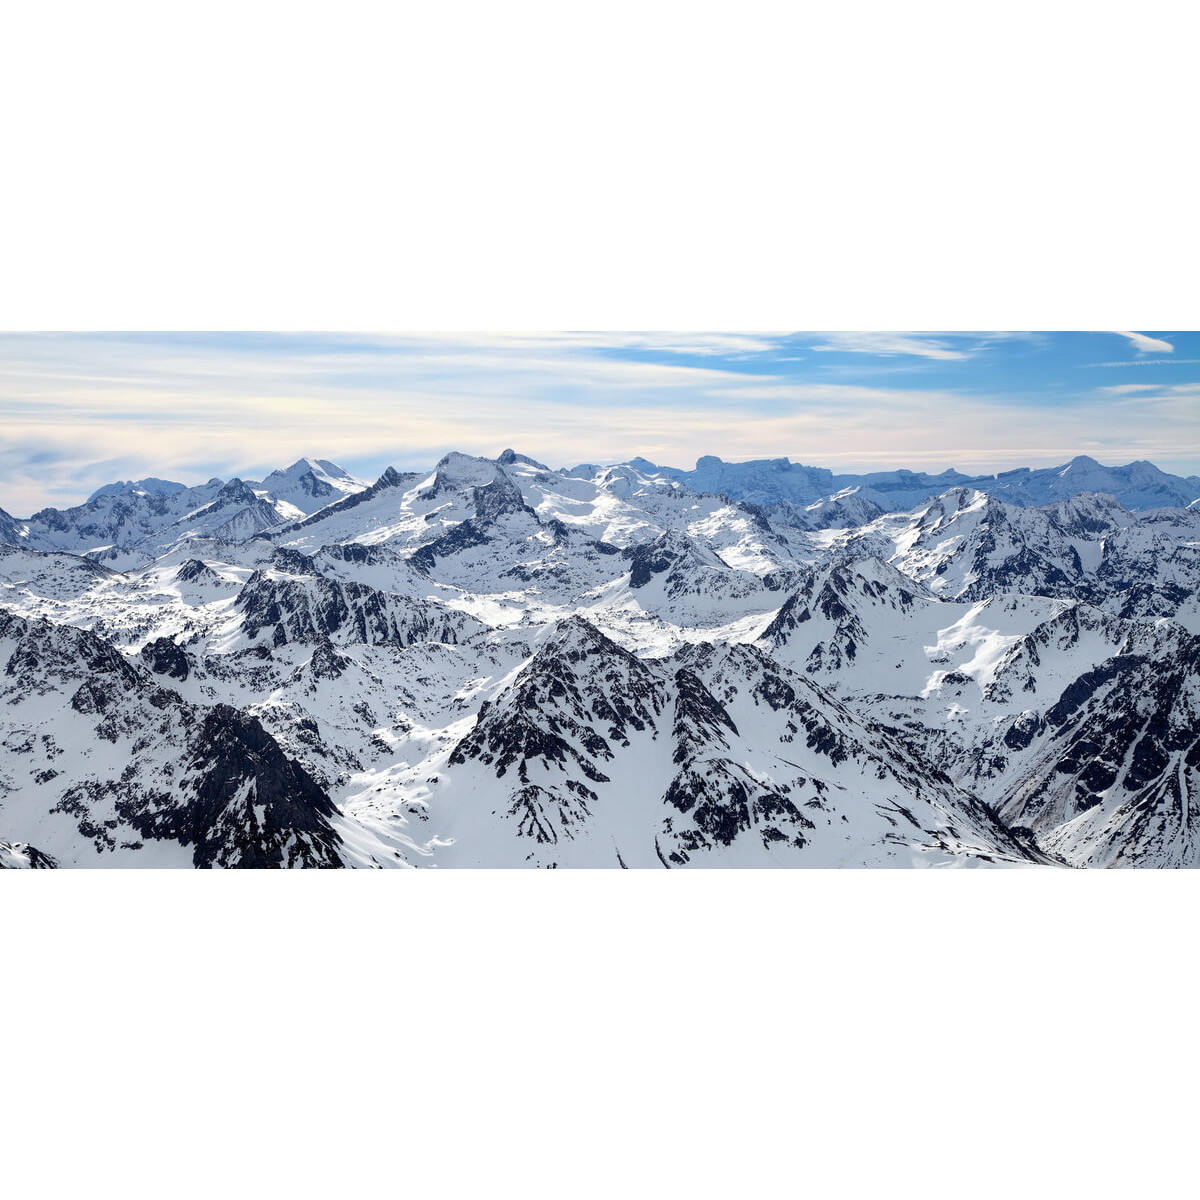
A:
0,506,29,546
532,613,629,657
271,456,355,479
497,448,549,469
249,457,368,517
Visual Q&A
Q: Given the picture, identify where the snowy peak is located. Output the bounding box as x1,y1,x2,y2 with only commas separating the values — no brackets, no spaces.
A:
234,567,485,649
86,477,188,502
425,451,507,494
410,454,539,527
210,478,261,508
443,616,670,855
272,465,421,542
768,489,885,532
0,506,30,547
18,461,367,565
824,484,1200,621
273,456,356,481
914,486,996,527
834,489,1098,602
648,454,837,507
253,457,367,516
168,479,285,544
612,528,777,621
497,448,549,469
623,530,731,588
1043,491,1134,536
438,617,1035,868
535,613,635,658
759,555,928,674
19,475,287,567
1002,456,1197,509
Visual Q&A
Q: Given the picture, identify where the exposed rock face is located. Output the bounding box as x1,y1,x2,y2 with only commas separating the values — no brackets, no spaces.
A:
0,606,347,869
147,704,343,869
994,631,1200,867
235,571,482,647
140,636,191,680
0,840,57,868
437,619,1035,868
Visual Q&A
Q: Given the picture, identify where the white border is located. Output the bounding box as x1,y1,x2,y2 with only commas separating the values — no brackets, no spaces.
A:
3,2,1199,1195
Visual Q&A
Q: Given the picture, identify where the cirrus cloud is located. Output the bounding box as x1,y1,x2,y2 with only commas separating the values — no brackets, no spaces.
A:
809,332,972,360
1113,331,1174,354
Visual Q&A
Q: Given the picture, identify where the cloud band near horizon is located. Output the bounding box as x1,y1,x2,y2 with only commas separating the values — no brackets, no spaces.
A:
0,331,1195,513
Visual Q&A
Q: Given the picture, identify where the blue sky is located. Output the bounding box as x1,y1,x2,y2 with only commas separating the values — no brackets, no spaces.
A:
0,331,1196,513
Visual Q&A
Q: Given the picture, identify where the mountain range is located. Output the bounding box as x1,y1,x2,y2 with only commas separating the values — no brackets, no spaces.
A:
1,450,1197,868
641,453,1200,515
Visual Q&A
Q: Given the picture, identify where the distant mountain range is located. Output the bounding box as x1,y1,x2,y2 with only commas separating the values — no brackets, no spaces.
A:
1,449,1198,869
626,453,1200,514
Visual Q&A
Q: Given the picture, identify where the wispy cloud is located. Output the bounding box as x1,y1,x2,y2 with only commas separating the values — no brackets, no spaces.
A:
808,332,971,360
805,331,1037,361
362,332,792,357
1113,331,1174,354
1096,382,1200,400
1084,358,1200,368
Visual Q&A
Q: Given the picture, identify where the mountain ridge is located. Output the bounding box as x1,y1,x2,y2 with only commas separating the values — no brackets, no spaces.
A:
632,452,1200,513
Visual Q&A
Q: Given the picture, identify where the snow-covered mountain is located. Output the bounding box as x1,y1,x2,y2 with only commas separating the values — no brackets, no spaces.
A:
2,448,1198,867
0,506,30,547
640,453,1200,514
86,477,188,502
247,457,368,517
821,488,1200,627
19,457,368,570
